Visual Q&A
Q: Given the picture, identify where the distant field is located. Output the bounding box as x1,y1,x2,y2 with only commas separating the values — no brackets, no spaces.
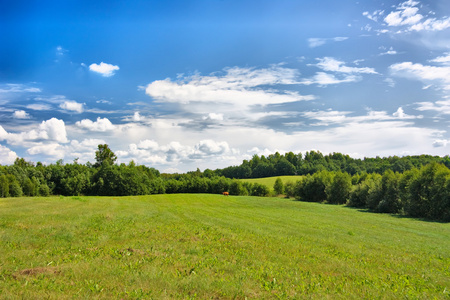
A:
1,194,449,299
239,175,303,189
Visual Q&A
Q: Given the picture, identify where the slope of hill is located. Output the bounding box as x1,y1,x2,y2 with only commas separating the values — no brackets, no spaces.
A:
239,175,303,191
1,194,449,298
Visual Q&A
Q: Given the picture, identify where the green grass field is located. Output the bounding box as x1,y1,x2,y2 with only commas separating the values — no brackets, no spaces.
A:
240,175,303,190
1,194,449,299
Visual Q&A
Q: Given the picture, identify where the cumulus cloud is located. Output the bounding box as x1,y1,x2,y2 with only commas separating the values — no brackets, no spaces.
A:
433,139,449,147
0,145,17,164
75,117,115,132
39,118,69,143
392,107,422,119
1,118,68,145
145,66,314,108
27,143,66,158
89,62,120,77
13,110,30,119
117,138,237,166
384,1,423,27
0,125,7,140
60,100,84,113
378,0,450,32
203,113,224,121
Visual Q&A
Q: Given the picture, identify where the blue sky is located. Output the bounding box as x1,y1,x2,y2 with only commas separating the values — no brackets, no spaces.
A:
1,0,450,172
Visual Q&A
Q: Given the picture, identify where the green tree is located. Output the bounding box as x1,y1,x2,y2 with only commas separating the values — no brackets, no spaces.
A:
273,178,284,195
376,170,402,213
0,174,9,197
326,172,352,204
296,171,332,202
94,144,117,167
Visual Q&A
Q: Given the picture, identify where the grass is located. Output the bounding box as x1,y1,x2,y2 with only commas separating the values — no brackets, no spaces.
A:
239,175,303,190
0,194,449,299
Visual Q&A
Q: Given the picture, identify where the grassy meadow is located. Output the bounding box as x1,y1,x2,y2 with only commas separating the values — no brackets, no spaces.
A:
240,175,303,190
0,194,449,299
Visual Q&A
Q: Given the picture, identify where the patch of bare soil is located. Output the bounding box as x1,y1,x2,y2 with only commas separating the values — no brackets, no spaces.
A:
14,267,60,278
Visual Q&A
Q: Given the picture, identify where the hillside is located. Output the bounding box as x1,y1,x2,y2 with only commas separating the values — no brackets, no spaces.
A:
1,194,449,299
239,175,303,191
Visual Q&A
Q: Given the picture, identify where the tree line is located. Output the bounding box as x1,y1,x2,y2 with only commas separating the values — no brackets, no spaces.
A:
0,145,449,221
211,150,450,179
273,163,449,222
0,145,270,198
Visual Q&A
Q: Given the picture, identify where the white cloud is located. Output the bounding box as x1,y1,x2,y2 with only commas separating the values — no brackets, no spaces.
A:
393,107,421,119
416,99,450,114
13,110,30,119
301,72,360,86
132,112,142,122
203,113,224,121
116,137,238,167
60,100,84,113
380,0,450,32
89,62,120,77
137,139,159,150
0,84,41,94
430,53,450,65
27,143,66,158
315,57,378,74
1,118,68,145
39,118,69,143
363,10,385,22
433,139,449,147
75,117,115,132
0,145,17,164
0,126,7,141
26,104,53,111
384,2,423,27
379,47,398,55
390,61,450,90
307,37,348,48
194,140,230,156
145,66,314,108
302,108,422,126
410,17,450,31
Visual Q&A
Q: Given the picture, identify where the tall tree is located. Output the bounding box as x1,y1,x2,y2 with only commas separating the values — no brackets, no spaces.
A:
94,144,117,167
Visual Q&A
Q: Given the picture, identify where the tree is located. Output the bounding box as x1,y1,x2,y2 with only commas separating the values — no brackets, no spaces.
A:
94,144,117,167
0,174,9,197
326,171,351,204
273,178,284,195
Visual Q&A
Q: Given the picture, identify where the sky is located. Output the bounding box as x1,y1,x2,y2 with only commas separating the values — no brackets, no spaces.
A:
1,0,450,172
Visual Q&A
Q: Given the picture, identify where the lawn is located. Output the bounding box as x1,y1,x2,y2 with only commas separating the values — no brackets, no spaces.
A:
0,194,449,299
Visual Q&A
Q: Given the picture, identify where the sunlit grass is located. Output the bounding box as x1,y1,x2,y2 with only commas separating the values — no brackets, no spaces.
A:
0,194,449,299
239,175,303,190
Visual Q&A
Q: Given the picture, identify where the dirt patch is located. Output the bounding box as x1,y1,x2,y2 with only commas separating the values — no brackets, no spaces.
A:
14,267,60,278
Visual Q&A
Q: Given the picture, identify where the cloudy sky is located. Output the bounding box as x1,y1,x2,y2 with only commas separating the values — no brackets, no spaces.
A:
1,0,450,172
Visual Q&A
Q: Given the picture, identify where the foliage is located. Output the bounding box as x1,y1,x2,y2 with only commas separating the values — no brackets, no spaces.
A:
273,178,284,195
1,145,450,221
94,144,117,168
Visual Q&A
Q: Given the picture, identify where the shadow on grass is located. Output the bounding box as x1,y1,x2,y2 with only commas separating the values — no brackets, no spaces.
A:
291,198,449,224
